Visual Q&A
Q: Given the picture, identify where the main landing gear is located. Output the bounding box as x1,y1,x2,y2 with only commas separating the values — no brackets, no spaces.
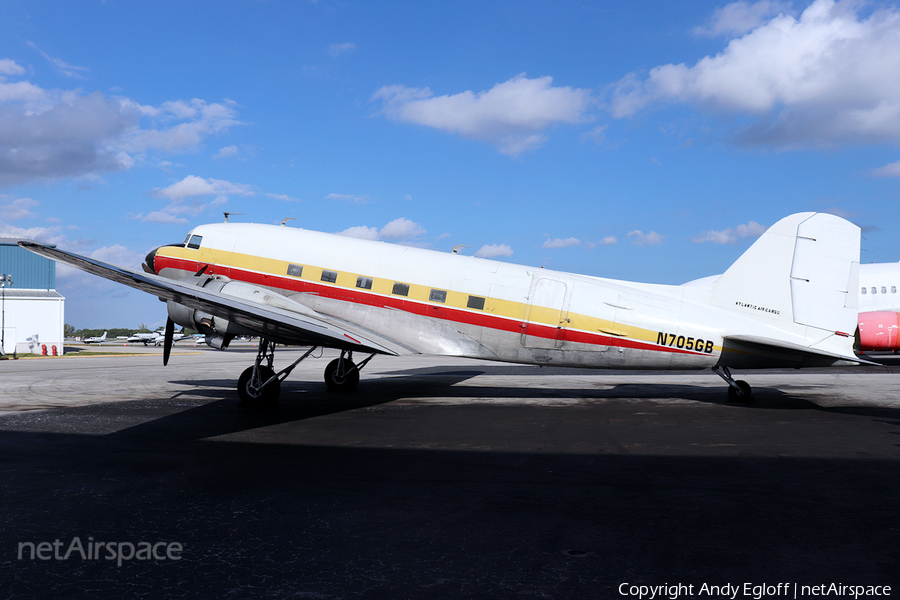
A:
237,341,375,406
713,366,753,403
324,351,376,392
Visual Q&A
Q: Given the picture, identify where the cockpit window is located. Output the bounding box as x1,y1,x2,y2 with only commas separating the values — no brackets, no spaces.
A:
183,233,192,246
187,235,203,250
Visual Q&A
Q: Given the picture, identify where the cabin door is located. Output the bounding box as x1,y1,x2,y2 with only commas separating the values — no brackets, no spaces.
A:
521,278,570,349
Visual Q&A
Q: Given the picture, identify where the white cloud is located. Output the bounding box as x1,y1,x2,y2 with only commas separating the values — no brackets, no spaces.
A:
28,42,90,79
268,192,300,202
587,236,618,248
0,64,244,187
337,218,427,242
692,220,766,244
693,1,794,37
136,175,253,224
626,230,665,246
373,73,591,156
136,211,190,225
123,99,243,153
214,145,239,159
872,160,900,177
326,193,369,205
610,0,900,148
0,59,25,76
338,225,380,241
0,196,38,221
475,244,514,258
328,43,357,57
542,237,581,249
153,175,255,200
380,217,426,239
0,221,65,245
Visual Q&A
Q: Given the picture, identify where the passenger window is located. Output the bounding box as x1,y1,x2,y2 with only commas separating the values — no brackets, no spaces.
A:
356,276,373,290
871,287,877,294
392,282,409,296
882,286,888,294
287,264,303,278
467,295,486,310
429,289,447,303
861,287,867,294
893,286,897,294
321,270,337,283
187,235,203,249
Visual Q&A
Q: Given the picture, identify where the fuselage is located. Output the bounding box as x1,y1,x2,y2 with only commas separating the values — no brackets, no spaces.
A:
859,262,900,311
147,223,831,370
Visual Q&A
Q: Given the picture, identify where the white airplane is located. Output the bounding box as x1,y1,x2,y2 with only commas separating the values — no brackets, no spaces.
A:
856,262,900,351
83,331,108,344
127,332,158,345
20,212,866,406
150,328,189,346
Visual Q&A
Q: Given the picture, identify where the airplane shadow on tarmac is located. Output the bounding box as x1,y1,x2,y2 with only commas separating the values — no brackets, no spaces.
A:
85,366,900,447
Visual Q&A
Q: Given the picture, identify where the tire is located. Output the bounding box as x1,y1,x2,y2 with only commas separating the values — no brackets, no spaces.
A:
727,380,753,403
324,358,359,392
237,365,280,406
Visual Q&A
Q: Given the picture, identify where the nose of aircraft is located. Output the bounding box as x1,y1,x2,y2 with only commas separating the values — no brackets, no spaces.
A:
143,243,189,274
143,246,162,274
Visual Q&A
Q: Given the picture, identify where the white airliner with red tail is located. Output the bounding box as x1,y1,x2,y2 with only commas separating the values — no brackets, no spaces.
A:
857,262,900,351
21,212,866,405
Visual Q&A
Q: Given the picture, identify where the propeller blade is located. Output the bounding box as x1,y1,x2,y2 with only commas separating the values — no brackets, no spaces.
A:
163,318,175,366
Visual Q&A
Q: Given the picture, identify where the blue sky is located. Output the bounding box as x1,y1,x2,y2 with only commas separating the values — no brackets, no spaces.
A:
1,0,899,328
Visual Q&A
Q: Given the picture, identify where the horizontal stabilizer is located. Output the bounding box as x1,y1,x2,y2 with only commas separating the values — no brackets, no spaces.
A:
720,335,876,369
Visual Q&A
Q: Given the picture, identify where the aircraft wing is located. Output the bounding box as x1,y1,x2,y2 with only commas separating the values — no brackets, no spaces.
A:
19,241,411,356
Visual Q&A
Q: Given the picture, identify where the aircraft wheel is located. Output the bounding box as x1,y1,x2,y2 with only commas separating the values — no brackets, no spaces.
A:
324,358,359,392
237,365,280,406
727,380,753,403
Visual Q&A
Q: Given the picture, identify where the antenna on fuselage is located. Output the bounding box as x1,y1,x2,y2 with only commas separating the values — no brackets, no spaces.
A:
281,218,297,227
452,245,470,254
223,212,245,223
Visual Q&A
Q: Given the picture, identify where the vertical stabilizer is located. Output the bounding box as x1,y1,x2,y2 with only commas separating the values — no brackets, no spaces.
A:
710,213,860,356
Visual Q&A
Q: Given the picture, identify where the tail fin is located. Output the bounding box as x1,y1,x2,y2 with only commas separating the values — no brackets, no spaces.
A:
710,212,860,361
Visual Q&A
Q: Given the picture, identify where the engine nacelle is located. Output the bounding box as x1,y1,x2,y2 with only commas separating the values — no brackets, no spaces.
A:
857,311,900,351
166,276,266,350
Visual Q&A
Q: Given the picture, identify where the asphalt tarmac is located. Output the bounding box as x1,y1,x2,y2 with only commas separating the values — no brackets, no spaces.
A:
1,346,898,599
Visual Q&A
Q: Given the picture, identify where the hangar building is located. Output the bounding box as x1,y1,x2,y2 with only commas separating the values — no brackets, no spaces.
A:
0,238,64,356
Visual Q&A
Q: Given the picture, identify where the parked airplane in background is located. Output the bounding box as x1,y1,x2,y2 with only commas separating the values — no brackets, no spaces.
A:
857,262,900,351
126,332,158,345
83,332,108,344
150,328,189,346
21,212,865,406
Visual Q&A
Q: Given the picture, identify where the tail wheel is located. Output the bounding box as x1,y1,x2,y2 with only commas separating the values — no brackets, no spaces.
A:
727,380,753,403
324,358,359,392
238,365,280,406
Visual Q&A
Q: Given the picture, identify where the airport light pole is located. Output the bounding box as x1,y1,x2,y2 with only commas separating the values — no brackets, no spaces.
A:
0,274,11,357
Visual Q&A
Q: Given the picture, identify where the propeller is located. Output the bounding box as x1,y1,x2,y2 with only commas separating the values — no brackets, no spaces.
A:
163,317,175,366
